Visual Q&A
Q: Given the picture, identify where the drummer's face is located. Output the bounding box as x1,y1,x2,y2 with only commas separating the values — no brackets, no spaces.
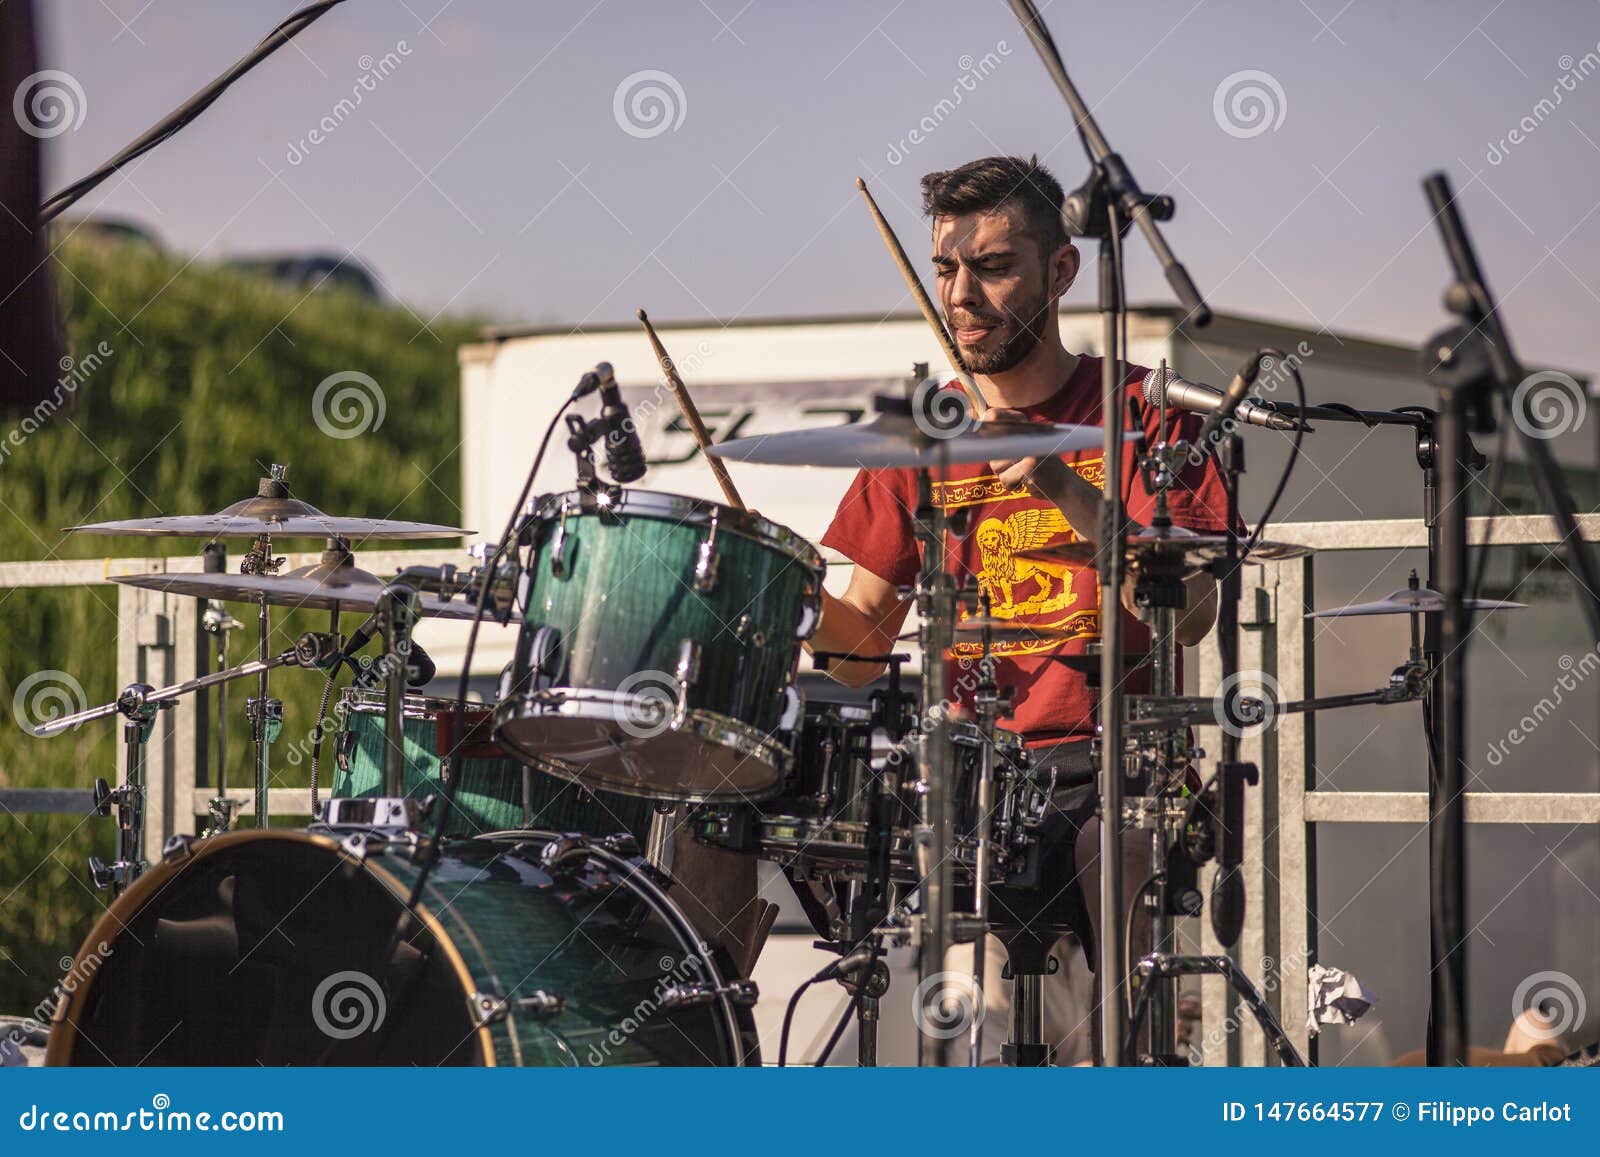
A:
932,207,1061,375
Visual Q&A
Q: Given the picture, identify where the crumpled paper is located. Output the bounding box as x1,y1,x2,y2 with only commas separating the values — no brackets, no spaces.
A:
1306,963,1375,1037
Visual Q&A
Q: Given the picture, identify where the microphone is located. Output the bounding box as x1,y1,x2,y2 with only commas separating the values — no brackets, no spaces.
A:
594,361,647,485
1140,360,1307,437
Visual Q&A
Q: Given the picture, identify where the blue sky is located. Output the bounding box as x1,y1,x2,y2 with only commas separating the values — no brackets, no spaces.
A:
36,0,1600,373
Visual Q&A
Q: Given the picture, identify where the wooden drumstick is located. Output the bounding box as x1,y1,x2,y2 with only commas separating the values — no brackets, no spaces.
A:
855,176,985,412
637,308,746,511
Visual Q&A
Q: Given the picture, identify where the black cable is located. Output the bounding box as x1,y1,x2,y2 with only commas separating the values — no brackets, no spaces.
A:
814,985,867,1067
777,978,816,1068
1239,349,1306,563
404,396,575,911
1122,871,1159,1019
41,1,349,222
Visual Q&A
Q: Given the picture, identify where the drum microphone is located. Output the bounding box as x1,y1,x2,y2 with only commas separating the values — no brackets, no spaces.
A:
1140,359,1306,437
594,364,648,484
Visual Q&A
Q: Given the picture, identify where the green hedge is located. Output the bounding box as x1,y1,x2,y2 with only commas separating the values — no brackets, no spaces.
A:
0,237,478,1014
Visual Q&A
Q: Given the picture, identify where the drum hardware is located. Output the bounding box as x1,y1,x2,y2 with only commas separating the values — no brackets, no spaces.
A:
199,543,243,834
693,508,721,593
657,979,760,1010
320,795,425,831
1124,954,1304,1067
84,684,169,894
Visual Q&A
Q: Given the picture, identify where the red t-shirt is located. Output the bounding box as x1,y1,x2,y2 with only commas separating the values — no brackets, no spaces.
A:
821,355,1234,746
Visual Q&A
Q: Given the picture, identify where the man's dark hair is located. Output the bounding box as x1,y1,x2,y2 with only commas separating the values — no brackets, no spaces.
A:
920,155,1069,256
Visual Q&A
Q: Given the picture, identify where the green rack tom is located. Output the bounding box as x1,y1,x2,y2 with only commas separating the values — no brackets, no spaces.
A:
494,489,823,803
330,690,658,846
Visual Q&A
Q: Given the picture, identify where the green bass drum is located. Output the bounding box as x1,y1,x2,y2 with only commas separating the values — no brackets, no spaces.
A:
494,488,823,803
330,690,658,845
47,828,757,1066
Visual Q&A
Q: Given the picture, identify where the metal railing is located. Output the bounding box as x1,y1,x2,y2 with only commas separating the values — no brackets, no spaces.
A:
6,517,1598,1066
0,548,442,863
1193,513,1600,1066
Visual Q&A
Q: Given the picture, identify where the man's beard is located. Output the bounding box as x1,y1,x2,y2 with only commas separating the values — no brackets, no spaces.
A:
952,287,1051,375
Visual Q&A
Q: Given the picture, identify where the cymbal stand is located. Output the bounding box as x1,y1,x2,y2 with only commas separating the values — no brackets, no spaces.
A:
85,685,169,895
1121,423,1220,1062
39,635,340,891
200,546,243,834
967,594,1009,1067
240,515,286,829
375,581,424,798
908,434,960,1067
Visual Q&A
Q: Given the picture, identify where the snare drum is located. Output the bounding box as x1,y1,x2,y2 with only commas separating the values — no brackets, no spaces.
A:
690,701,1042,883
493,489,823,803
332,690,657,845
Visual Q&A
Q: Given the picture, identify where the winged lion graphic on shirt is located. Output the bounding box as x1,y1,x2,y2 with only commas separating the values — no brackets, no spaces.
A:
972,507,1081,617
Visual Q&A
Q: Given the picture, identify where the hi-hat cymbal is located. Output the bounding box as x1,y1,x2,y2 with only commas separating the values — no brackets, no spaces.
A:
709,410,1126,469
111,550,480,619
1017,524,1313,568
1307,587,1528,619
67,467,469,540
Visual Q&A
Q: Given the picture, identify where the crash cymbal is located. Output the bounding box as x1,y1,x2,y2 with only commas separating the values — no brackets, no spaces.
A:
898,615,1078,645
110,548,480,619
1307,587,1528,619
66,466,469,540
709,409,1125,469
1017,524,1313,568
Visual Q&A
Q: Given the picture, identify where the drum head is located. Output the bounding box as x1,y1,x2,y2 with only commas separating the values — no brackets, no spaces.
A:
47,831,486,1066
47,829,753,1067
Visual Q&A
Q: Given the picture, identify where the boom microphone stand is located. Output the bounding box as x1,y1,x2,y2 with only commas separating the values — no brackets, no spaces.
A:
1005,0,1213,1065
1418,172,1600,1066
